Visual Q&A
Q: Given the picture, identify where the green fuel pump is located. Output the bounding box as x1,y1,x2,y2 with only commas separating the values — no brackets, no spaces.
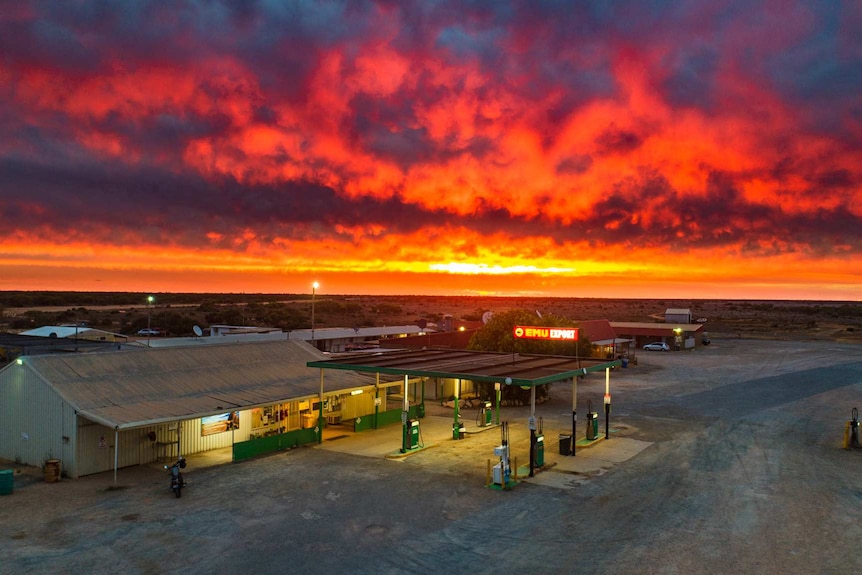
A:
401,419,420,453
534,417,545,467
478,401,492,427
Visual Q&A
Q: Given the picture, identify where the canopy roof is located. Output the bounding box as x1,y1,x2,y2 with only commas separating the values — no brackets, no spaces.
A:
19,340,368,430
308,348,620,386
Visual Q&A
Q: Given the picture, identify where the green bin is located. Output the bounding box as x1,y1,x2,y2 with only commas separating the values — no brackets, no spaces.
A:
0,469,13,496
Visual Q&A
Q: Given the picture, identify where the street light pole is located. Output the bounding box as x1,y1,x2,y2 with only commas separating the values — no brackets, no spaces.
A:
311,282,319,340
146,295,154,347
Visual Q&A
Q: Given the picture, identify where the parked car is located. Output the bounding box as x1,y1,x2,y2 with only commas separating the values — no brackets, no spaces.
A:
643,342,670,352
137,328,163,336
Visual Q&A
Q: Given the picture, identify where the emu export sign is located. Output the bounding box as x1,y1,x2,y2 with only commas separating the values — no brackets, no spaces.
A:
513,326,579,341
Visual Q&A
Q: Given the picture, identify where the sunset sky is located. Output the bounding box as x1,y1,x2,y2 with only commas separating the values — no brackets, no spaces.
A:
1,2,861,300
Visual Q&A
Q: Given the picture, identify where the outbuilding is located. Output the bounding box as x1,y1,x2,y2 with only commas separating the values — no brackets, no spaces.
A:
665,308,693,324
611,321,706,350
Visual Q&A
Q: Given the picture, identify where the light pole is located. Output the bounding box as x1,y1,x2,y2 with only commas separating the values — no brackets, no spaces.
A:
146,295,154,347
311,282,319,340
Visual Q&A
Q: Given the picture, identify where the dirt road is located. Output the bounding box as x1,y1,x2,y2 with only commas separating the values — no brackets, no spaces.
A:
2,338,862,574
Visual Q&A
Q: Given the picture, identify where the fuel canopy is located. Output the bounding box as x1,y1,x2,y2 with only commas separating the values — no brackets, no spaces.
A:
307,348,621,386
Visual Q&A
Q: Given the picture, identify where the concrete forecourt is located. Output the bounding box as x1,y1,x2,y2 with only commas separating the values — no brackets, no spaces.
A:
2,337,862,573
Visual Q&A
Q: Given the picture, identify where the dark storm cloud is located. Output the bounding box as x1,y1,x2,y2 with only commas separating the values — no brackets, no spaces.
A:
0,152,457,246
595,126,644,155
571,169,862,255
555,155,592,175
1,0,861,261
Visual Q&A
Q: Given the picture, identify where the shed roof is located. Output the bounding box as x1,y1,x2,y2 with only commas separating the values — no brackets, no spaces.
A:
20,325,128,340
142,324,426,348
611,322,704,337
309,348,620,386
0,332,114,354
20,340,368,430
379,328,480,350
579,319,619,345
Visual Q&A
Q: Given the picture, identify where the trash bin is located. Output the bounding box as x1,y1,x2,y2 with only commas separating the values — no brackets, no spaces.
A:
558,434,572,455
0,469,13,495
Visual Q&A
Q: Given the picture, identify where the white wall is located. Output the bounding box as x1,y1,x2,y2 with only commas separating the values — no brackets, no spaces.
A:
74,413,254,477
0,363,77,477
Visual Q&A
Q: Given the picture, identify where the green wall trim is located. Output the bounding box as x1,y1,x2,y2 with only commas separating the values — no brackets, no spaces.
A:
353,404,424,432
233,428,319,461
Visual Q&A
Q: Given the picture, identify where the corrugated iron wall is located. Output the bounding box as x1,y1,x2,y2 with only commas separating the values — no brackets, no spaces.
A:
177,416,245,455
74,412,255,477
0,363,77,476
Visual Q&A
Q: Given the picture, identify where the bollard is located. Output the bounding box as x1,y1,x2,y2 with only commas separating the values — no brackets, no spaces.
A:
851,408,861,448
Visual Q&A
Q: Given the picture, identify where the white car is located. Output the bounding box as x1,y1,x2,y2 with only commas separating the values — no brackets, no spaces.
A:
643,342,670,352
137,328,163,336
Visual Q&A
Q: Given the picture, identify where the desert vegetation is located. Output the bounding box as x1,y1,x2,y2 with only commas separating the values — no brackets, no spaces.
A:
1,292,861,342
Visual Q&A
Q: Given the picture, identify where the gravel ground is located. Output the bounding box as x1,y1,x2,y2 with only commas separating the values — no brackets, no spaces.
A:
2,338,862,574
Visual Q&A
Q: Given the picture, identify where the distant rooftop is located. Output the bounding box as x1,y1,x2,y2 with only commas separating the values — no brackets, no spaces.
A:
19,325,128,341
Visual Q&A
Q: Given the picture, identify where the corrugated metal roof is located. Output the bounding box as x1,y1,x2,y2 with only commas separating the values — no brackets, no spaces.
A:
579,319,618,344
379,329,479,350
611,322,704,336
23,340,369,430
20,325,128,340
289,325,425,340
141,325,425,348
308,349,621,386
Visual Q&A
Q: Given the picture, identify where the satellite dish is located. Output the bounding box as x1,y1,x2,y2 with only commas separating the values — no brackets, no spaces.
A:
193,325,203,337
481,311,493,325
536,310,543,318
416,319,427,329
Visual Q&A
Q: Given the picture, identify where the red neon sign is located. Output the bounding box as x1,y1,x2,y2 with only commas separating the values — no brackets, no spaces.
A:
513,326,579,341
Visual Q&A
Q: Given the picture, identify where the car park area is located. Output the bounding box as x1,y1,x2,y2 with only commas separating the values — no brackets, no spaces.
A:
3,338,862,573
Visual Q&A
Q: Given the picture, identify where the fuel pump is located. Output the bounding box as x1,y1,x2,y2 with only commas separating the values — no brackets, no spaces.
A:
452,415,465,439
534,417,545,468
401,418,420,453
586,400,599,441
492,422,511,486
477,401,492,427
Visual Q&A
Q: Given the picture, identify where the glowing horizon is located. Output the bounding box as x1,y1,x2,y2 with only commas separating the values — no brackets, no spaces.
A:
1,2,861,302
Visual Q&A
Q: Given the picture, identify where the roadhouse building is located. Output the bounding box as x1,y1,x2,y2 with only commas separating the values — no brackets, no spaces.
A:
0,340,377,479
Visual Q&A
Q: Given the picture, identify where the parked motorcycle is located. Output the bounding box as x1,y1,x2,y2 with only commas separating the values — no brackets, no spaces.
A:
164,457,187,498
